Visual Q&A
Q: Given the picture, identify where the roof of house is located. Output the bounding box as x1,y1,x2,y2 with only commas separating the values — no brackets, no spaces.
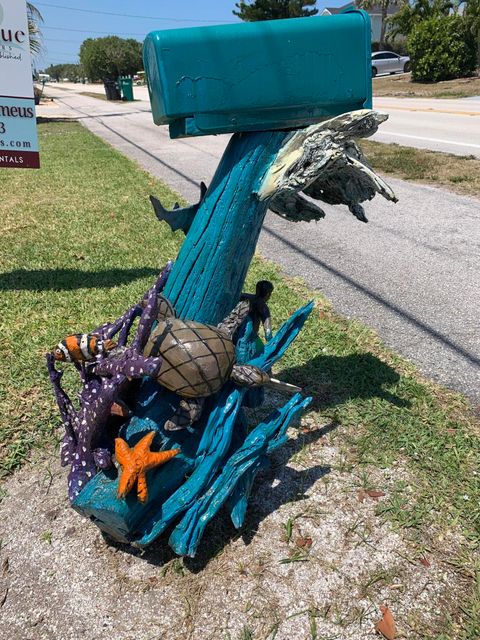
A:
321,3,355,15
321,3,398,16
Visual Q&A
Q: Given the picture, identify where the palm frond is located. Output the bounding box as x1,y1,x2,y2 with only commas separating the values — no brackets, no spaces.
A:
26,3,43,58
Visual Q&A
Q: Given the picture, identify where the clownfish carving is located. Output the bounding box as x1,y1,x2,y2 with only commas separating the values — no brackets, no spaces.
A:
53,334,116,363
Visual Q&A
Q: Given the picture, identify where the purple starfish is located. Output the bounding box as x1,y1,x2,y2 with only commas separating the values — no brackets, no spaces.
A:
47,262,172,502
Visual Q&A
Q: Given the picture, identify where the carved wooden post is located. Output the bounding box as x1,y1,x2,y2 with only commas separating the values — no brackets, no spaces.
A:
163,131,289,324
145,9,374,324
49,11,398,554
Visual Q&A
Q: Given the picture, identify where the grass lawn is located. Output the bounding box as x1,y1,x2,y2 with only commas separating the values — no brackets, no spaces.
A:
373,73,480,98
360,140,480,199
0,121,479,637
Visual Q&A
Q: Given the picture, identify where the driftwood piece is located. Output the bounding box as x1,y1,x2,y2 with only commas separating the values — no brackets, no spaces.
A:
150,111,396,229
269,190,326,223
258,109,397,223
73,302,313,548
162,130,291,324
169,393,311,557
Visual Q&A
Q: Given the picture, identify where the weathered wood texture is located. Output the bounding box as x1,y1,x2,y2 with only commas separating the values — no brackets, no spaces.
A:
57,111,397,554
259,110,397,223
74,303,313,554
163,130,290,325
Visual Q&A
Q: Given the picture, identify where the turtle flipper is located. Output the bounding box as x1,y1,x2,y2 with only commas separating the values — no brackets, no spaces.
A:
231,364,301,394
164,398,205,431
217,300,251,338
231,364,270,387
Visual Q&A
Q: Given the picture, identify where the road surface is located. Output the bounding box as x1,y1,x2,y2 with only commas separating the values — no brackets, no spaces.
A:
373,95,480,157
53,82,480,159
40,87,480,402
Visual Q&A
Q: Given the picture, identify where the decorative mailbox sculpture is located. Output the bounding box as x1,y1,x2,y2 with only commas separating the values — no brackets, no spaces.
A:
47,10,396,556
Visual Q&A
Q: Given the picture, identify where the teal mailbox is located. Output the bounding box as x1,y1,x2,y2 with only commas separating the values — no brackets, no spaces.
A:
143,10,372,138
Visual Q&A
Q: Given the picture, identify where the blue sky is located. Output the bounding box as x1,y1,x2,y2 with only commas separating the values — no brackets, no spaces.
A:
34,0,348,70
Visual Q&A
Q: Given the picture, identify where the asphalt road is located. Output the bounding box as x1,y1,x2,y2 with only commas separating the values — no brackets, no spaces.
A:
373,95,480,157
41,87,480,402
53,82,480,158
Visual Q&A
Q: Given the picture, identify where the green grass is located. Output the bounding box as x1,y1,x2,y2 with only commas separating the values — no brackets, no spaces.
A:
1,121,479,637
359,140,480,199
373,73,480,98
0,121,180,477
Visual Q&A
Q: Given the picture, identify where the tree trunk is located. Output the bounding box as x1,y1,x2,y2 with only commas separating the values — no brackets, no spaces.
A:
380,3,388,48
163,130,290,325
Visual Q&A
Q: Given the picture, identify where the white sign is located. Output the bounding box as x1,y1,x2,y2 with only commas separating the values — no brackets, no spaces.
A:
0,0,40,168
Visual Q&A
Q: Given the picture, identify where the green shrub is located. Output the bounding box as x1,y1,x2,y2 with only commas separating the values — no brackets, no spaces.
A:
408,15,477,82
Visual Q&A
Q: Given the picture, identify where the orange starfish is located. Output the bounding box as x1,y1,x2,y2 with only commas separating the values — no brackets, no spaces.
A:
115,431,180,503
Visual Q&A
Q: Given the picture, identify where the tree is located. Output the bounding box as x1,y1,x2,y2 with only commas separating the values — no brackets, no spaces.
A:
464,0,480,67
357,0,401,48
79,36,143,82
44,63,84,82
27,2,43,56
408,14,477,80
387,0,454,42
233,0,318,21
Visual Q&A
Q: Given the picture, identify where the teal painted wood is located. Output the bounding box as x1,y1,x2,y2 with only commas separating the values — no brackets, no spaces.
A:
162,130,289,325
169,394,312,557
224,409,265,529
73,303,313,549
143,10,372,137
72,125,314,553
236,317,265,408
133,303,313,547
226,455,269,529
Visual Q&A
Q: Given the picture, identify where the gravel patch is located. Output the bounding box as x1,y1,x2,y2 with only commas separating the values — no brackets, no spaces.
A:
0,414,467,640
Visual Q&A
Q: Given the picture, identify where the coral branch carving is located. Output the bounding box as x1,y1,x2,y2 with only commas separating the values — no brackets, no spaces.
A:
47,262,173,501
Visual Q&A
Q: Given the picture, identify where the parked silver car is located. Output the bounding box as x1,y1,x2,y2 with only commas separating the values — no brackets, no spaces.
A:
372,51,410,77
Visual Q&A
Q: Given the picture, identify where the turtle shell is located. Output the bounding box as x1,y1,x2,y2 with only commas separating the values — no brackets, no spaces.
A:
144,319,236,398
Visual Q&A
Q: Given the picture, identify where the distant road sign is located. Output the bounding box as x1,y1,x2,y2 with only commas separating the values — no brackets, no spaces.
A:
0,0,40,169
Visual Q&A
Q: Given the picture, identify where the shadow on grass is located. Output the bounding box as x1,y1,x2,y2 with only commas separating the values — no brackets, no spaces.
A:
280,352,409,411
0,267,159,291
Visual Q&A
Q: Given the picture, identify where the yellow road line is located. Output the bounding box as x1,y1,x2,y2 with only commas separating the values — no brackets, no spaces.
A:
374,105,480,117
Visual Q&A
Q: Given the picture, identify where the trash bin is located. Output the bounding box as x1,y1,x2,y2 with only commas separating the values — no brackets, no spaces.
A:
118,76,134,101
103,79,121,101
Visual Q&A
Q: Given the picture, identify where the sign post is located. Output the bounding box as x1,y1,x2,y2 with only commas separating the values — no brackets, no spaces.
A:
0,0,40,169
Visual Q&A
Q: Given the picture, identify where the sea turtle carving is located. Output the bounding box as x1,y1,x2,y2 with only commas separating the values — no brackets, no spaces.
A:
94,296,300,431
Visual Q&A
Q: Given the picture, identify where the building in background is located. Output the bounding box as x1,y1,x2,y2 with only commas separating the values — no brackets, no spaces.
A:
321,3,400,44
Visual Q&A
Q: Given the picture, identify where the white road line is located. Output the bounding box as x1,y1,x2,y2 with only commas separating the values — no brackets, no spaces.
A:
375,131,480,150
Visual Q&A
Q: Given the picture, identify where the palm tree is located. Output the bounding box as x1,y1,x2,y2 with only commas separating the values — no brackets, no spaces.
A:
464,0,480,68
356,0,402,48
387,0,454,43
27,2,43,57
